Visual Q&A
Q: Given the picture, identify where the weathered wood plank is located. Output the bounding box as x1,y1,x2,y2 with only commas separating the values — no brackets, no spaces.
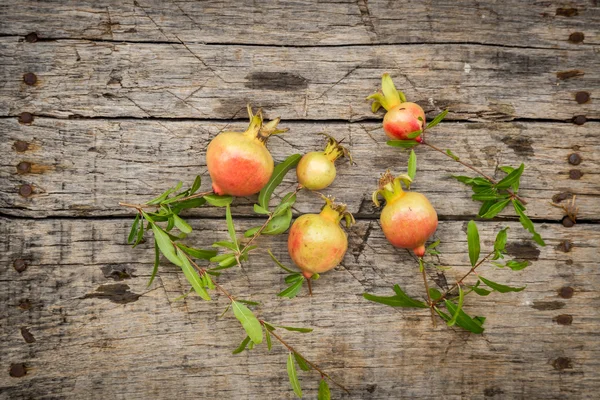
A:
1,37,597,121
2,118,597,220
1,0,598,49
1,218,598,399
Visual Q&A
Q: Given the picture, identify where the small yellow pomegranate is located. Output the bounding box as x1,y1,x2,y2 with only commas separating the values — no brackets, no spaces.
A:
296,135,351,190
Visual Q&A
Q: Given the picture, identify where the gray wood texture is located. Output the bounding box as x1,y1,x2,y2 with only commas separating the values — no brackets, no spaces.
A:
1,0,599,398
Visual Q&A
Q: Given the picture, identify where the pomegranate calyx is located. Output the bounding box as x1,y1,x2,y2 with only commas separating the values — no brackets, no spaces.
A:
321,134,353,164
366,73,407,112
372,170,412,206
243,104,289,144
320,196,356,228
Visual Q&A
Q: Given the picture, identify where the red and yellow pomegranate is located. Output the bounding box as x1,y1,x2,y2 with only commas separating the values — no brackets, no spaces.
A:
367,73,426,141
296,135,352,191
288,197,355,278
373,171,438,257
206,105,288,196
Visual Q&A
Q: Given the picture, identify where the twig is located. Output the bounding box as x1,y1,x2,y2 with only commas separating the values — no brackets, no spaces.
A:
419,260,436,327
431,250,495,307
119,191,214,211
421,141,527,205
307,278,313,296
261,321,350,394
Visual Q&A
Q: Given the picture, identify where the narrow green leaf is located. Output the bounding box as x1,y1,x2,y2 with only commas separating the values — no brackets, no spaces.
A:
127,214,140,244
472,191,508,201
467,220,480,267
285,274,303,284
171,197,206,212
253,204,271,215
363,285,428,308
287,353,303,398
407,149,417,181
493,227,509,255
190,175,202,195
147,239,160,287
236,299,260,306
471,282,492,296
268,250,296,273
512,200,545,246
444,300,484,334
265,328,272,351
218,254,238,268
161,192,188,205
263,321,276,332
479,276,526,293
505,260,530,271
429,287,442,300
447,285,464,327
294,353,311,371
172,214,192,234
262,209,293,235
176,243,217,260
406,129,422,139
146,184,179,205
204,194,233,207
318,379,331,400
225,204,238,248
244,226,261,238
172,288,194,302
513,198,526,212
495,163,524,190
166,215,175,232
272,192,297,217
277,325,313,333
133,217,145,248
177,247,211,301
446,149,460,161
259,154,302,210
386,140,419,148
231,301,263,344
427,239,440,249
426,109,448,130
151,223,184,267
474,316,486,326
232,336,251,354
212,241,238,251
278,278,304,299
480,199,511,219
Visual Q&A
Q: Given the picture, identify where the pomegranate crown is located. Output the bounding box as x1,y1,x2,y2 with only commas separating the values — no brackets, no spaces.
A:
372,170,412,207
321,133,353,164
320,195,356,228
244,104,289,143
366,73,407,113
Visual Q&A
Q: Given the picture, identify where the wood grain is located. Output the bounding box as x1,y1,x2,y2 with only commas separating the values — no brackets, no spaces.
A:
1,217,598,399
0,0,598,49
1,118,597,220
0,37,597,121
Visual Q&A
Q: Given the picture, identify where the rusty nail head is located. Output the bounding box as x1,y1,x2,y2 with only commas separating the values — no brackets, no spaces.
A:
9,363,27,378
558,286,574,299
18,184,33,197
562,216,575,227
13,259,28,272
17,162,31,174
575,91,590,104
568,153,582,165
18,112,34,124
23,73,37,86
569,169,583,180
25,32,38,43
14,140,29,152
568,32,584,43
573,115,586,125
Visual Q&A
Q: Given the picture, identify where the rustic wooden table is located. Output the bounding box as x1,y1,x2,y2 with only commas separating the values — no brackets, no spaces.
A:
1,1,599,399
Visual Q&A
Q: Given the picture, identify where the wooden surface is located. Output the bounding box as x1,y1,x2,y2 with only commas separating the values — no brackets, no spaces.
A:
1,1,599,399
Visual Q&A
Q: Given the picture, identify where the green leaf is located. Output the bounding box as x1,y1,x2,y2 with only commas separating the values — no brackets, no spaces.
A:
172,214,192,234
146,183,181,205
294,352,311,371
190,175,202,195
363,285,428,308
427,239,440,249
285,274,303,284
236,299,260,306
265,328,272,351
472,190,508,201
467,220,480,267
407,149,417,181
278,278,304,299
495,163,524,190
212,241,238,251
447,284,464,327
218,254,238,268
479,276,526,293
477,200,495,217
133,217,145,248
505,260,530,271
513,198,526,212
473,316,486,326
444,300,484,334
176,247,211,301
470,281,492,296
232,336,251,354
287,353,303,398
244,226,261,238
204,194,233,207
262,209,293,235
272,192,297,217
512,200,545,246
480,199,511,219
259,154,302,210
446,149,460,161
147,239,160,287
172,288,194,302
176,243,217,260
429,287,442,300
386,140,419,148
426,109,448,130
166,215,175,231
127,214,140,244
161,192,188,205
493,227,509,256
318,379,331,400
231,301,263,344
406,129,422,139
263,321,276,332
253,204,271,215
171,197,206,212
268,250,296,273
225,204,238,248
151,223,184,267
277,325,313,333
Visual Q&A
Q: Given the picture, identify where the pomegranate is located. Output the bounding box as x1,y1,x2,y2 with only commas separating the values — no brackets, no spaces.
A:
296,135,352,190
206,105,288,196
367,73,426,141
373,171,438,257
287,197,355,278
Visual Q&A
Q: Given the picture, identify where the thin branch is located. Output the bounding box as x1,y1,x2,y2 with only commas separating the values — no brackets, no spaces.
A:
421,141,527,205
262,321,350,394
119,191,214,211
419,260,436,327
